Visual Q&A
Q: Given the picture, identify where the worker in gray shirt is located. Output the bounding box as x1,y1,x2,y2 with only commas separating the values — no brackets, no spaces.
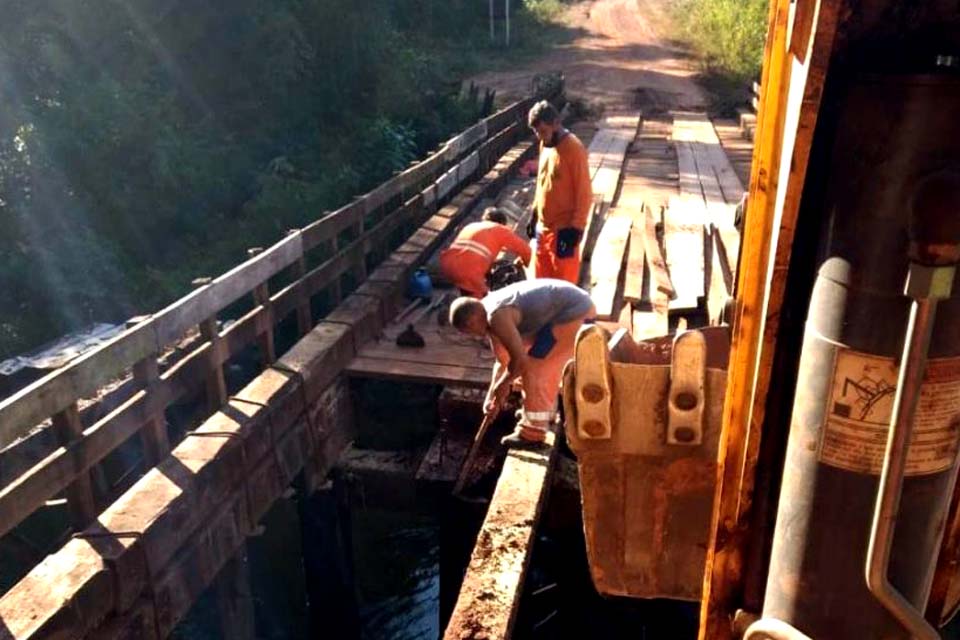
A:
449,279,595,445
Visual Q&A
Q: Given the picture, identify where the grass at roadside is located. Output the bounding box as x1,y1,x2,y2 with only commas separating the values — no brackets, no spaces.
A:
665,0,769,115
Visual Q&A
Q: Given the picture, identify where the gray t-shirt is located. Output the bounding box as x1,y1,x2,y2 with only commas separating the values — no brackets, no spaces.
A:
481,279,593,337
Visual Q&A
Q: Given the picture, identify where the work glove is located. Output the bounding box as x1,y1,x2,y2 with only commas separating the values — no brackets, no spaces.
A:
526,215,538,239
555,227,583,258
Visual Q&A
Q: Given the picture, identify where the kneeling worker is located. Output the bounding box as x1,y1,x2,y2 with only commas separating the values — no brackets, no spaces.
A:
438,207,532,298
449,279,595,444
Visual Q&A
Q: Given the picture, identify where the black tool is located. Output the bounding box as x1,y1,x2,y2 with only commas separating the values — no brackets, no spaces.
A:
395,294,448,348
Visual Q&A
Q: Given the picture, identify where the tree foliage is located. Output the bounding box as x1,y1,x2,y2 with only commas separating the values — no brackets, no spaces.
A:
0,0,551,358
674,0,768,81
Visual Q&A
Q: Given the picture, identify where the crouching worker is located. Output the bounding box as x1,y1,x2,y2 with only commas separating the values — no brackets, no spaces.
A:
449,279,595,445
438,207,532,298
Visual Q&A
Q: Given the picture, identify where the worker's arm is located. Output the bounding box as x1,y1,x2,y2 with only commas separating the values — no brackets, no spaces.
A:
499,226,533,266
484,308,529,413
485,335,517,414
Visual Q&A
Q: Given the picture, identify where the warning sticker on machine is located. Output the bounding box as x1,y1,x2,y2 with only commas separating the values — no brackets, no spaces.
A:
819,349,960,476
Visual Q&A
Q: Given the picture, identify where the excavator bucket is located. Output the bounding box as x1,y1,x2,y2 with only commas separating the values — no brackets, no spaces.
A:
562,324,730,600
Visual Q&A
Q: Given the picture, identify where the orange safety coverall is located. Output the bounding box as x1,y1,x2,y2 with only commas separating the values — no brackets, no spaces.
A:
532,132,593,283
492,303,597,432
438,221,532,297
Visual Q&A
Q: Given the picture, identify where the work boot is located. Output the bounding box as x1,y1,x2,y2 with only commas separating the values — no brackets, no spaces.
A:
500,413,549,448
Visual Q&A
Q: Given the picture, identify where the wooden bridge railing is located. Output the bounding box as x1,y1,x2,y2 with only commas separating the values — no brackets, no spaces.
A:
0,97,535,542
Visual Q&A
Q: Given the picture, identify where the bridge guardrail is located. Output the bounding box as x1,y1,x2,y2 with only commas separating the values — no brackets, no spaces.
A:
0,96,538,540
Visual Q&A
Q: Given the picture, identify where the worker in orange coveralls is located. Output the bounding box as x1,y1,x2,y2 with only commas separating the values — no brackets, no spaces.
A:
449,279,596,446
527,100,593,283
438,207,532,298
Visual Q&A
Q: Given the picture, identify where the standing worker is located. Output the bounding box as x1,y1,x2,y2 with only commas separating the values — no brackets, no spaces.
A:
527,100,593,283
439,207,532,298
449,279,596,445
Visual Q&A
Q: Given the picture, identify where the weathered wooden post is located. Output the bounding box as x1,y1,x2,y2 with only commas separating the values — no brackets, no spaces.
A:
131,353,170,466
50,403,98,529
192,277,228,412
287,229,314,337
247,247,277,365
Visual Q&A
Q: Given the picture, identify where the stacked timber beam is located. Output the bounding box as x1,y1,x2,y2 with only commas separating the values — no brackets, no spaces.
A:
0,99,545,640
670,112,744,324
586,116,674,338
586,113,746,339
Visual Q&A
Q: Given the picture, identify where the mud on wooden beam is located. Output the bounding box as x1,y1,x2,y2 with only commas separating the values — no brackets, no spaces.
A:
444,438,558,640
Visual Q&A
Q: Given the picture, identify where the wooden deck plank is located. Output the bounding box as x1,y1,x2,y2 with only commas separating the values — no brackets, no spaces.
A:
623,223,647,303
346,357,488,388
706,227,734,326
691,141,726,204
589,215,633,319
665,196,706,310
711,118,753,195
642,205,675,300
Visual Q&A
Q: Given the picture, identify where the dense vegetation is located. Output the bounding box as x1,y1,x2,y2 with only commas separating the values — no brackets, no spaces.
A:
0,0,565,360
672,0,769,110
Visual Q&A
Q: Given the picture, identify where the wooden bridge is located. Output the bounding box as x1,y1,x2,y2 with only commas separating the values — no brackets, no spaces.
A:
0,86,753,639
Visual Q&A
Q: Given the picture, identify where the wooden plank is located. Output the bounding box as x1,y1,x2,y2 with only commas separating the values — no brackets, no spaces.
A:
153,232,303,347
691,141,726,203
589,215,633,319
579,195,606,262
444,434,558,639
346,357,488,388
641,204,676,300
460,150,480,181
436,167,458,201
665,197,706,310
706,227,734,326
633,303,669,340
673,113,744,206
588,129,617,178
0,319,159,449
354,345,492,375
622,223,647,303
674,140,703,202
704,134,746,204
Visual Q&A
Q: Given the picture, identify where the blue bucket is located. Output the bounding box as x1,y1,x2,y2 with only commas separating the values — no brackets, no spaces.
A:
407,268,433,300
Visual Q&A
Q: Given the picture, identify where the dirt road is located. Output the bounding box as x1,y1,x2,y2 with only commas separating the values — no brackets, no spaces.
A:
470,0,706,114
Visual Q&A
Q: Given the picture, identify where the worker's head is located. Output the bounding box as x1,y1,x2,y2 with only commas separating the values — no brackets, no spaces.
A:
449,297,488,336
482,207,508,225
528,100,561,146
